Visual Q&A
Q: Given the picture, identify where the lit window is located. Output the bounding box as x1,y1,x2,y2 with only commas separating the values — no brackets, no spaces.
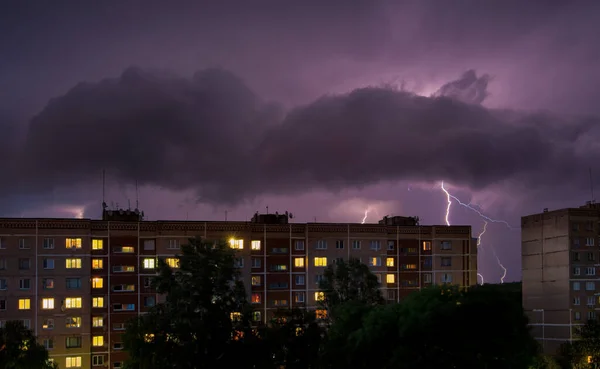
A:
92,336,104,347
92,259,103,269
65,297,82,309
144,334,155,343
230,312,242,321
315,309,327,319
422,241,432,251
66,238,82,249
65,356,82,368
251,240,261,250
66,258,82,269
294,258,305,267
314,257,327,267
42,298,54,309
368,257,381,266
251,276,261,286
229,239,244,250
143,258,155,269
386,274,395,284
92,297,104,308
18,298,31,310
119,246,135,253
66,317,81,328
92,316,103,327
165,258,180,268
386,257,394,267
92,239,103,250
42,319,54,329
251,293,261,303
92,278,103,289
315,292,325,301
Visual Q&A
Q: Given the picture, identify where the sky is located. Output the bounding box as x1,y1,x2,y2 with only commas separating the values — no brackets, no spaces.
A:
2,0,600,284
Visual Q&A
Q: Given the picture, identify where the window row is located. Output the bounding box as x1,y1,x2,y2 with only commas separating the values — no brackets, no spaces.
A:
0,297,153,310
249,272,440,287
0,256,180,271
229,239,455,251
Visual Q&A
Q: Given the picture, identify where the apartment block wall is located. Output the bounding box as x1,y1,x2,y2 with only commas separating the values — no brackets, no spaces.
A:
0,218,475,369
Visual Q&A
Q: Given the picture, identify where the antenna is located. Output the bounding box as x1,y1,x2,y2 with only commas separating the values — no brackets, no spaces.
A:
102,170,106,210
135,180,139,209
266,206,269,214
590,168,595,202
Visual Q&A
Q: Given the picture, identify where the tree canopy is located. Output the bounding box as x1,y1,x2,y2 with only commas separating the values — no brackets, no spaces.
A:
0,320,56,369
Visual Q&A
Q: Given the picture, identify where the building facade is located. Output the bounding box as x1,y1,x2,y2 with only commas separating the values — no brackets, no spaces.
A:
522,202,600,354
0,212,476,369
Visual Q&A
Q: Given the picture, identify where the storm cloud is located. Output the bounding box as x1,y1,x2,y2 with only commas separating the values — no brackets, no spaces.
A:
2,67,597,207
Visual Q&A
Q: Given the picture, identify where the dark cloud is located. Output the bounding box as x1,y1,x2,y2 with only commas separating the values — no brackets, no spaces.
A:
433,70,491,105
1,67,597,208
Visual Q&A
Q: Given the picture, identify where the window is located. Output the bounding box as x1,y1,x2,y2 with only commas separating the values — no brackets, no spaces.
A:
294,257,305,267
402,264,417,270
113,323,126,330
573,252,581,261
368,257,381,267
165,258,180,268
422,241,432,251
113,303,135,311
93,316,104,327
369,240,381,250
66,356,82,368
295,240,305,250
251,293,261,303
43,258,55,269
315,309,327,319
143,240,155,250
574,267,581,275
66,317,81,328
251,240,261,250
574,238,581,247
229,239,244,250
92,336,104,347
116,246,134,253
143,258,155,269
573,281,581,291
387,290,396,300
316,240,327,250
251,276,262,286
18,298,31,310
295,275,305,285
42,318,54,329
91,239,103,250
335,240,344,249
587,267,596,276
387,241,395,250
43,338,53,350
441,273,453,283
441,257,452,267
234,258,244,268
586,282,596,291
589,311,597,320
19,278,31,290
168,239,179,249
113,284,135,292
386,274,395,284
22,319,31,329
315,292,324,301
43,278,54,289
19,258,30,270
386,257,395,267
66,336,82,348
144,296,156,307
92,278,103,289
575,311,581,321
0,238,3,249
66,258,82,269
314,257,327,267
19,238,29,249
295,292,305,303
587,237,595,247
66,278,82,289
113,265,135,272
92,355,105,366
315,274,324,284
230,312,242,321
0,279,5,290
352,240,361,249
65,297,82,309
66,238,82,249
92,259,103,269
43,238,55,249
0,299,5,310
0,258,5,269
588,296,596,307
573,296,581,305
251,258,261,268
441,241,452,250
423,273,432,283
589,252,596,261
273,300,287,307
42,298,55,309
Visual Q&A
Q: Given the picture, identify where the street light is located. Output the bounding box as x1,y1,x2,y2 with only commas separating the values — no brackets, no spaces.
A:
533,309,545,351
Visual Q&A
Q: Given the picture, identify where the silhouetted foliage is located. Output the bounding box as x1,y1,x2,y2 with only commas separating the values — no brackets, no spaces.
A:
558,319,600,369
0,320,57,369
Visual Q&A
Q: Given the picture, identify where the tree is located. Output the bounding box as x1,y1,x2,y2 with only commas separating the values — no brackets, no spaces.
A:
0,320,57,369
123,237,255,369
559,319,600,369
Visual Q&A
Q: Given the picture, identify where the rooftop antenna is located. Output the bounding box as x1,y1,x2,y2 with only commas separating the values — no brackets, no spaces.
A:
266,206,269,214
102,170,106,210
135,179,139,210
590,168,595,202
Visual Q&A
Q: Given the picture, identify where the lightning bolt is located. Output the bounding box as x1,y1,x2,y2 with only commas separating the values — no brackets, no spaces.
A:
361,208,369,224
440,181,513,284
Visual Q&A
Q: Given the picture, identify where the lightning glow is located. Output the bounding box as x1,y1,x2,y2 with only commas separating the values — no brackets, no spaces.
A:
440,181,513,284
361,208,369,224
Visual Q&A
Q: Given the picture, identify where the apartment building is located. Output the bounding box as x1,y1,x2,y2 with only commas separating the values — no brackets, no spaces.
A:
0,210,476,369
522,201,600,354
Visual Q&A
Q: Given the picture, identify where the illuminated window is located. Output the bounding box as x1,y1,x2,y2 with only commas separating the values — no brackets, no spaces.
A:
229,239,244,250
65,297,82,309
315,292,325,301
66,317,81,328
42,319,54,329
66,258,82,269
92,259,103,269
386,274,395,284
314,257,327,267
294,258,305,268
386,257,395,267
115,246,134,253
66,238,82,249
315,309,327,319
92,297,104,308
368,257,381,266
92,239,103,250
92,336,104,347
422,241,432,251
92,316,103,327
113,265,135,272
165,258,180,268
18,298,31,310
42,298,54,309
143,258,155,269
92,278,103,289
65,356,82,368
251,293,261,303
251,276,261,286
251,240,261,250
403,264,417,270
230,312,242,321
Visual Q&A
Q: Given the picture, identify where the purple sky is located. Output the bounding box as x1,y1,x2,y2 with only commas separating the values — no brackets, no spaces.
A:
2,0,600,283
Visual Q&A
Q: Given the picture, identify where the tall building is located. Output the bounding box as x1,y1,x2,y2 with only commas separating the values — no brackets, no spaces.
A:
522,201,600,354
0,209,476,369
